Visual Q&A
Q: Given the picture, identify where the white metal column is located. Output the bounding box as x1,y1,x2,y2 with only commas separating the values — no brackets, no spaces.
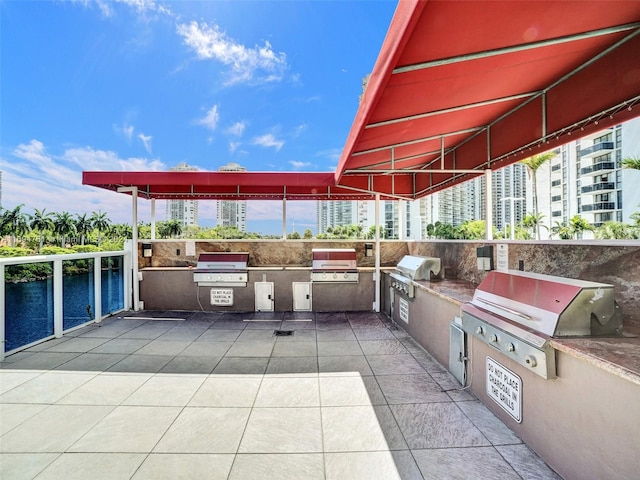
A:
374,193,381,312
93,256,102,322
53,259,63,337
282,198,287,240
150,198,156,240
0,265,4,361
485,169,493,240
118,186,140,311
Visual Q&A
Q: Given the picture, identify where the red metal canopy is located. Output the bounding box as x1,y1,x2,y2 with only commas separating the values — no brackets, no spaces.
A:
335,0,640,199
81,170,382,201
84,0,640,201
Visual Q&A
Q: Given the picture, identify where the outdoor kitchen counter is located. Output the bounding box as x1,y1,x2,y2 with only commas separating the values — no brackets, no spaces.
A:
401,275,640,386
412,278,477,305
551,333,640,386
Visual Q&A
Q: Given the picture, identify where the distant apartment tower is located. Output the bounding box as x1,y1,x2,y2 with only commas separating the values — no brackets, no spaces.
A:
216,163,247,231
166,163,199,227
541,118,640,232
316,201,357,234
419,163,528,233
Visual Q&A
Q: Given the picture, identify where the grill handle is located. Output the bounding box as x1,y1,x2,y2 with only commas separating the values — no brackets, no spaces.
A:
476,297,534,322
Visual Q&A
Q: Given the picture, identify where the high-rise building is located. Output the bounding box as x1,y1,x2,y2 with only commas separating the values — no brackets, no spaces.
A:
539,118,640,234
316,200,357,234
166,163,199,227
216,163,247,231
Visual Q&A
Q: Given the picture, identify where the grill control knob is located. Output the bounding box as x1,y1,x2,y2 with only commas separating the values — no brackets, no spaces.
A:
525,355,537,368
475,326,484,335
506,343,515,352
490,334,498,343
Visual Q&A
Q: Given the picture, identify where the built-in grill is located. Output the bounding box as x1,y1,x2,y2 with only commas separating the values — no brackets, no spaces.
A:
460,270,623,379
193,252,249,287
310,248,359,283
390,255,443,298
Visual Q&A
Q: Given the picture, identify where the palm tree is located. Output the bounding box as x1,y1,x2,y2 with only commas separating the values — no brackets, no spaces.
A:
551,221,572,240
621,156,640,170
75,213,92,245
90,210,111,247
522,212,548,239
1,205,29,247
30,208,54,252
53,211,77,247
520,151,556,239
569,215,594,239
166,219,183,238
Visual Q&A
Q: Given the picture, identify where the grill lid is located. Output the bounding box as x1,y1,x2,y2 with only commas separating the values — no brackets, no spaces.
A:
395,255,442,281
467,270,623,337
195,252,249,272
312,248,357,271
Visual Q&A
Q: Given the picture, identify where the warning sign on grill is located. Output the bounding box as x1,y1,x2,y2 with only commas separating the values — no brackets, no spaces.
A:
486,357,522,423
211,289,233,306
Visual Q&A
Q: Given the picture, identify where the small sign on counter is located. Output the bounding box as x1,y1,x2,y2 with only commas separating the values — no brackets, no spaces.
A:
486,357,522,422
496,244,509,272
210,288,233,306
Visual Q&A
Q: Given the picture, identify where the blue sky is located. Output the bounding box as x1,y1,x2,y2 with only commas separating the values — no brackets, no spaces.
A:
1,0,397,234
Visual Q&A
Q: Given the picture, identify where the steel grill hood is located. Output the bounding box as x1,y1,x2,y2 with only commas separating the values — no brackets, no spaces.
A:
193,252,249,287
460,270,624,379
468,270,623,338
311,248,359,283
395,255,443,281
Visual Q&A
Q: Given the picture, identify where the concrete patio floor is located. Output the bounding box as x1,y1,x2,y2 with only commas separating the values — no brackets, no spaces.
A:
0,311,561,479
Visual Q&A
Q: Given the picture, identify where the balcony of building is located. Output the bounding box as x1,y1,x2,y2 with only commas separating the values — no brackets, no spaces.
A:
578,141,615,159
580,181,616,194
579,161,616,176
580,202,616,213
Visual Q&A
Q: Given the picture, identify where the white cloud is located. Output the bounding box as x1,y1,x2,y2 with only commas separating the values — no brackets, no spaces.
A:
176,21,288,85
252,133,284,151
114,122,135,142
315,148,342,162
229,141,241,154
293,123,308,137
13,139,49,163
197,104,219,131
138,132,153,153
226,121,246,137
289,160,311,169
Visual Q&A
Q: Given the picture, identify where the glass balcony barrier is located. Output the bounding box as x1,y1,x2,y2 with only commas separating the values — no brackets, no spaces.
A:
578,141,615,158
580,162,616,176
2,251,129,359
581,182,616,194
580,202,616,212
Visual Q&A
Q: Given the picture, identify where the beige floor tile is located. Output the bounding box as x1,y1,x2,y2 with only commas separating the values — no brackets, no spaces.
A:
0,403,48,435
132,453,234,479
0,371,44,394
413,446,521,480
238,407,322,453
325,451,421,480
57,374,150,405
254,377,320,407
153,407,250,453
68,406,181,453
0,405,113,452
122,375,206,406
0,371,96,404
35,452,145,480
188,376,261,407
0,453,59,480
322,405,392,452
319,376,375,406
229,453,325,480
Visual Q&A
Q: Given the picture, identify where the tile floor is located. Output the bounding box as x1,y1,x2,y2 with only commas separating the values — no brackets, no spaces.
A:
0,311,562,479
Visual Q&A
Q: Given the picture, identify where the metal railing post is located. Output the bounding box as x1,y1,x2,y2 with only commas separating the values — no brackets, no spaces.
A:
53,259,63,338
94,256,102,322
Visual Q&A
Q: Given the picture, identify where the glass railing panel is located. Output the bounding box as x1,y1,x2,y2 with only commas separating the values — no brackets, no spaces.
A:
101,255,125,316
4,262,55,351
62,258,96,330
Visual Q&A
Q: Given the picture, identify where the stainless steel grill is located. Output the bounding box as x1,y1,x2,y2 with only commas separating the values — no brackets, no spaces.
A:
310,248,359,283
390,255,443,298
460,270,623,379
193,252,249,287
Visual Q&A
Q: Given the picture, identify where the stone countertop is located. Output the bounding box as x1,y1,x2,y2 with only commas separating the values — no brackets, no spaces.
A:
551,333,640,386
412,278,477,305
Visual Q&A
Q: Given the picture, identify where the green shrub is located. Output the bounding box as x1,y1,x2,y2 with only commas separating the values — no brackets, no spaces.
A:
0,246,34,257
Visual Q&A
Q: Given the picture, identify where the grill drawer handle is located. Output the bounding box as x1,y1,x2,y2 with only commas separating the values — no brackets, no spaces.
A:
477,298,533,322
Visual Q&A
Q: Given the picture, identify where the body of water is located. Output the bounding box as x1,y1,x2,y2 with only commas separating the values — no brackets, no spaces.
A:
5,269,125,352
